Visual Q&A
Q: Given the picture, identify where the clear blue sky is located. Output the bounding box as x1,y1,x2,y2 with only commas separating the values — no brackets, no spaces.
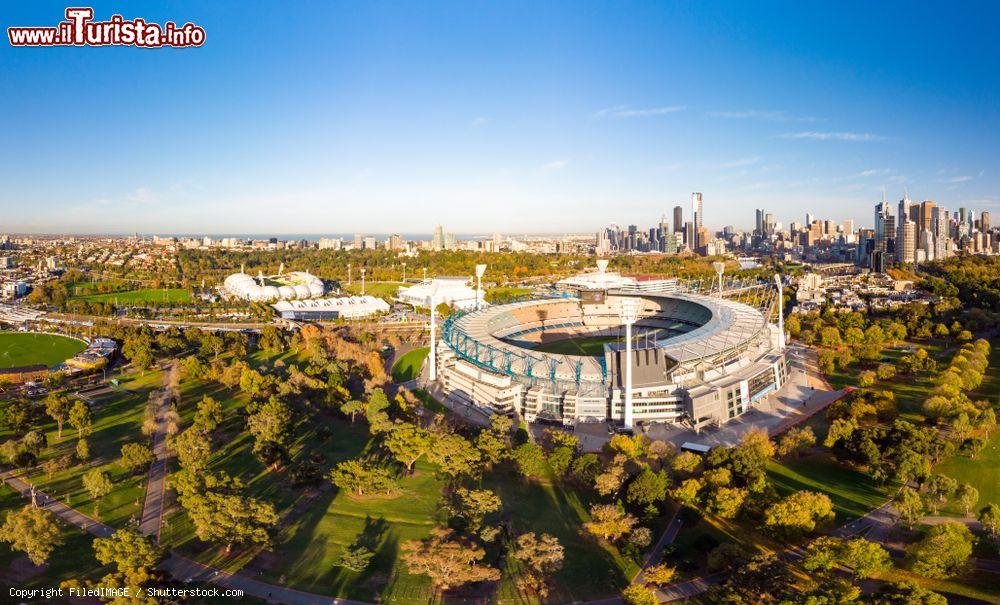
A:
2,1,998,235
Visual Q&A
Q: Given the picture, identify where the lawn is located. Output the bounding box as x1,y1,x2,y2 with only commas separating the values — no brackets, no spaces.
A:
767,453,892,523
0,331,86,369
487,471,639,603
22,369,163,528
76,288,192,305
532,336,619,357
390,347,429,382
159,361,446,602
341,281,404,301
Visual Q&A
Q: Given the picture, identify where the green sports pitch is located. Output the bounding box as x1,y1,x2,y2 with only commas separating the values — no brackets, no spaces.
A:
0,332,87,369
75,288,192,304
531,335,622,356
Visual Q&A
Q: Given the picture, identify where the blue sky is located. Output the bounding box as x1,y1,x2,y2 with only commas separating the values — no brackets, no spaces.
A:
1,1,998,235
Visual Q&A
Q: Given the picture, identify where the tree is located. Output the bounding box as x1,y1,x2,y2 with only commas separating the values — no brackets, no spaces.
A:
643,563,677,587
44,393,73,440
621,585,658,605
453,487,501,532
75,438,90,461
626,468,670,509
120,442,155,474
705,487,747,519
872,581,946,605
923,474,957,515
821,326,843,347
174,473,278,553
978,503,1000,538
763,490,834,538
607,433,649,460
671,450,701,475
0,506,65,565
122,335,155,370
383,422,433,472
584,504,637,542
858,370,877,387
876,363,897,380
337,545,375,572
340,399,365,423
894,487,924,528
401,528,500,591
777,426,816,457
329,459,396,496
955,484,979,517
246,397,293,447
174,427,212,472
511,532,563,597
68,400,93,439
908,522,974,578
93,526,161,572
427,432,481,478
803,537,890,579
83,468,113,501
510,442,548,477
1,398,34,434
194,395,224,432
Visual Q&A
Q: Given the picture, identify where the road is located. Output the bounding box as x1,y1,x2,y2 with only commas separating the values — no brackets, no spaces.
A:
139,360,178,540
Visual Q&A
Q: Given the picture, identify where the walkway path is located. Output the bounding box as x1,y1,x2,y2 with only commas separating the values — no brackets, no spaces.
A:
139,360,178,541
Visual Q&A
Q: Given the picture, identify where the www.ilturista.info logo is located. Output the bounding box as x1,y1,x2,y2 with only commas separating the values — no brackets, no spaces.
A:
8,7,205,47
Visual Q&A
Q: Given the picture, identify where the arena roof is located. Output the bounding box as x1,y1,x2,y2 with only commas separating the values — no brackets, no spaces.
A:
442,291,770,386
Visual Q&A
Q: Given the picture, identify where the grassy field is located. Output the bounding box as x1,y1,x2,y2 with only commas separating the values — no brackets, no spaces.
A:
341,281,404,301
75,288,192,304
390,347,429,382
487,471,639,603
767,453,892,523
20,370,163,528
532,336,619,356
0,331,86,369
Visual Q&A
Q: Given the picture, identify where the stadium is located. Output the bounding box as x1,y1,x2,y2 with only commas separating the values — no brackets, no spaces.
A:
222,265,325,302
435,272,787,429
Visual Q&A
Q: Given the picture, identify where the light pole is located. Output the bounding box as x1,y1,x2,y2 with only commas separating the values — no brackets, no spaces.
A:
422,267,427,282
360,268,366,296
619,297,640,428
774,274,786,350
475,264,487,310
713,262,726,298
429,284,439,382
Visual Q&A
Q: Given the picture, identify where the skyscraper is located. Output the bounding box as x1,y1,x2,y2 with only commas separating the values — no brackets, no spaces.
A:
874,200,892,252
673,206,683,234
691,192,703,249
432,224,444,251
919,201,936,232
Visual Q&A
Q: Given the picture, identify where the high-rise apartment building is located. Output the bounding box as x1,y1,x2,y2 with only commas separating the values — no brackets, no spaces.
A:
691,193,703,248
432,224,444,251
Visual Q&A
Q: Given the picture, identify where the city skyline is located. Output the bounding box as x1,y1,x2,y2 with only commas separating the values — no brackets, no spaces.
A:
2,1,998,234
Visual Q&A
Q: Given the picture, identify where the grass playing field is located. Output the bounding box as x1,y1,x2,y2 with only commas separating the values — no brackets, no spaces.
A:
0,331,87,369
532,335,620,356
390,347,429,382
75,288,192,304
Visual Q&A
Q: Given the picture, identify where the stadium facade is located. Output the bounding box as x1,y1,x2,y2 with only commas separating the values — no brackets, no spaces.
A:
222,269,325,302
434,277,787,429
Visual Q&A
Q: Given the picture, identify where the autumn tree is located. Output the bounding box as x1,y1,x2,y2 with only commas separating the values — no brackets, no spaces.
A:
400,528,500,591
763,490,834,538
511,532,563,597
908,522,974,578
584,504,637,542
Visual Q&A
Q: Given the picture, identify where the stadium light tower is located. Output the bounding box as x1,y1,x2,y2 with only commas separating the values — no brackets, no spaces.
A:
774,274,786,350
713,262,726,298
360,268,367,296
402,262,407,283
347,264,352,286
619,297,641,428
475,264,487,310
429,283,440,381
